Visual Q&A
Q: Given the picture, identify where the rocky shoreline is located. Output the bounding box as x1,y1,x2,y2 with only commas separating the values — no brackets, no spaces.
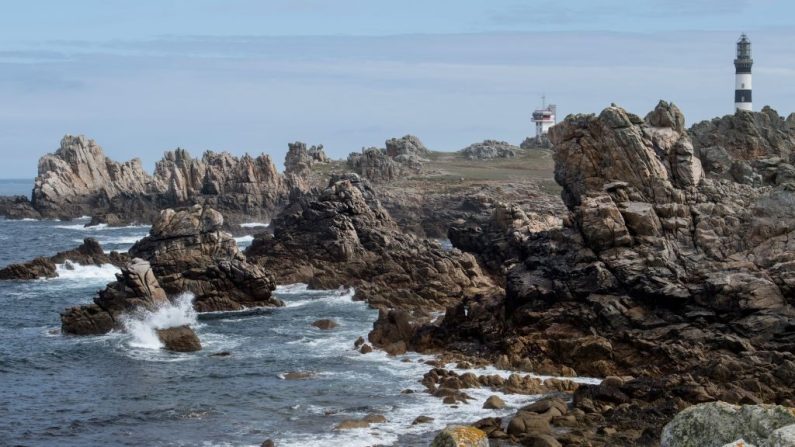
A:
4,102,795,445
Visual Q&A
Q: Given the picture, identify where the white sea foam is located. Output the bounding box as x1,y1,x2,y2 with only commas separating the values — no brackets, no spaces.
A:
282,287,355,308
274,283,310,294
75,234,146,245
234,235,254,245
54,262,120,282
55,223,150,231
239,222,269,228
122,293,198,350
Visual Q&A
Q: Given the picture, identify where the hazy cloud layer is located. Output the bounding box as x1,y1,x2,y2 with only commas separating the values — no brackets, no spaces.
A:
0,4,794,179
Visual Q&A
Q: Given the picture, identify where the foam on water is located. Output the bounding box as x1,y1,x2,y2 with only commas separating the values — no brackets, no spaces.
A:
74,234,146,245
239,222,269,228
55,223,150,231
234,235,254,245
122,293,198,350
53,262,120,282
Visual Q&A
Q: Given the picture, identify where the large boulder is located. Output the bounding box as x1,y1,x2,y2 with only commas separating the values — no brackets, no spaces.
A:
156,325,202,352
661,402,795,447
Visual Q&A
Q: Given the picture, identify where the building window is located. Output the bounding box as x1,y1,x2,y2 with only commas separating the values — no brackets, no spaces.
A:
742,83,745,88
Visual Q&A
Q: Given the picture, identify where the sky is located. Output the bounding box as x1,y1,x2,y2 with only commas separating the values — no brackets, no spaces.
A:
1,0,795,179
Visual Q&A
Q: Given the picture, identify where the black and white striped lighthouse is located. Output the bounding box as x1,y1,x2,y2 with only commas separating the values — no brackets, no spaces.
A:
734,33,753,112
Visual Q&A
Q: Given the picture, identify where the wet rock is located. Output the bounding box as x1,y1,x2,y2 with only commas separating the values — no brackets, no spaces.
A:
156,325,202,352
282,372,314,380
0,256,56,280
354,336,365,348
311,319,338,330
61,206,282,335
430,425,489,447
359,344,373,354
260,440,275,447
0,237,128,280
334,420,370,430
413,415,434,424
362,414,386,423
483,395,506,410
0,195,41,220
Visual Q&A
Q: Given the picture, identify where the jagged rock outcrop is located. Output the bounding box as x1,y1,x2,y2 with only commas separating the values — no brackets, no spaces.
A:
284,142,328,177
0,238,128,280
460,140,519,160
690,107,795,186
61,258,168,334
245,173,495,311
0,196,40,220
17,135,289,224
128,205,281,312
418,101,795,446
32,135,152,218
385,135,430,169
61,206,281,335
448,202,562,277
151,149,286,223
346,135,428,183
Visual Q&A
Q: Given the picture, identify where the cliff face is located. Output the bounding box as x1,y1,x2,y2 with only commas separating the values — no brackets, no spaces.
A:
32,135,153,216
29,136,288,224
245,173,496,312
431,102,795,446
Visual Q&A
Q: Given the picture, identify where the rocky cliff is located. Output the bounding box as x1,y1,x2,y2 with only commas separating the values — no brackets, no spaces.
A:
61,205,281,334
23,135,289,225
423,101,795,446
33,135,152,217
346,135,428,183
245,173,496,312
689,106,795,185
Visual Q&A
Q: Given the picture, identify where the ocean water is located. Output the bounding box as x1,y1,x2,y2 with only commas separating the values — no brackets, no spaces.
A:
0,178,33,197
0,216,598,446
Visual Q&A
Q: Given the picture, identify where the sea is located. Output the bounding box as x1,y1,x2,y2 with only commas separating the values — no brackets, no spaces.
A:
0,198,599,446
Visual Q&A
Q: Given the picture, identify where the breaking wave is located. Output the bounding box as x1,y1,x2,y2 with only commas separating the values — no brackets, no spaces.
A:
122,293,198,350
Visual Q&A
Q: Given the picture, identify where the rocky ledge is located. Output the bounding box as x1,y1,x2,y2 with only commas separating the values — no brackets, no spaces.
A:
0,238,128,280
61,205,280,335
413,101,795,445
245,173,496,313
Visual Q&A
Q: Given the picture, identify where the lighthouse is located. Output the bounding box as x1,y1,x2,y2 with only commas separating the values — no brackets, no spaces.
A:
734,33,753,112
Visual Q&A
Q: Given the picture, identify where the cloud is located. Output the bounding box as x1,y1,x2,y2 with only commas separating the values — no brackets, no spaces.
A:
0,30,794,179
